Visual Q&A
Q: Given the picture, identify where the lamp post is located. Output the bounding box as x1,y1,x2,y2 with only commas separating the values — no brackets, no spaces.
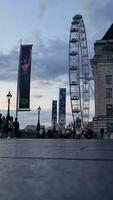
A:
6,91,12,120
37,106,41,133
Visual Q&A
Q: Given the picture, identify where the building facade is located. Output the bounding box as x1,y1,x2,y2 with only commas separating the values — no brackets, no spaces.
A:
91,24,113,133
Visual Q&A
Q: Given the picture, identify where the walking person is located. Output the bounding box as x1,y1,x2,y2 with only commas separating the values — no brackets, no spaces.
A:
72,129,76,139
1,117,8,138
8,117,14,138
13,118,19,138
100,128,104,139
0,114,3,138
76,129,81,139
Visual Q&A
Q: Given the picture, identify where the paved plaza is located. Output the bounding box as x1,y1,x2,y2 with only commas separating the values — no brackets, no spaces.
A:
0,139,113,200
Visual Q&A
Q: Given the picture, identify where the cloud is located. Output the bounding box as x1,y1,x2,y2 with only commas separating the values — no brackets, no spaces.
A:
61,79,69,87
84,0,113,24
82,0,113,38
31,80,56,89
0,38,68,84
79,0,113,57
33,95,44,99
0,48,18,82
32,39,68,81
37,0,48,18
37,0,54,18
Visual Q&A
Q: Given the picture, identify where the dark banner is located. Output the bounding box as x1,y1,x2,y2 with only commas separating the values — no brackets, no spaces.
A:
52,100,57,126
18,45,33,110
59,88,66,127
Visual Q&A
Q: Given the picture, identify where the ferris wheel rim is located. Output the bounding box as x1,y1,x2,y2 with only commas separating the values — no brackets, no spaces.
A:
69,14,90,127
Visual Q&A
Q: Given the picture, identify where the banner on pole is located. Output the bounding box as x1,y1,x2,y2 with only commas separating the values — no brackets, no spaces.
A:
18,45,33,110
52,100,57,127
59,88,66,127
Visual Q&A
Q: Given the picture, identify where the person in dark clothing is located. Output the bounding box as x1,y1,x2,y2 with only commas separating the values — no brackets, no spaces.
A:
0,113,2,124
8,117,14,138
13,118,19,138
0,114,3,137
1,117,8,138
100,128,104,139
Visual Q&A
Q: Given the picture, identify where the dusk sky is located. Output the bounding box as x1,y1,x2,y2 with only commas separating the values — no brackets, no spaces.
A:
0,0,113,118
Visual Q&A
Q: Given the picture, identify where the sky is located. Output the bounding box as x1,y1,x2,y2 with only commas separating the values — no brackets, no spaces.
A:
0,0,113,122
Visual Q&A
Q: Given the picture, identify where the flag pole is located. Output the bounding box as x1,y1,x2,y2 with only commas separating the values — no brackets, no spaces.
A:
16,40,22,119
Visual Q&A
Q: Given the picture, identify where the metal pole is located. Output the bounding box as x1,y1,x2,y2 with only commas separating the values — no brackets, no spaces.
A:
16,40,22,119
7,99,10,119
38,110,40,131
38,110,40,125
37,109,40,132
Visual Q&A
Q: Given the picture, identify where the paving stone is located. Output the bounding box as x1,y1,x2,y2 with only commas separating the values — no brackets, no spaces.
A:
0,139,113,200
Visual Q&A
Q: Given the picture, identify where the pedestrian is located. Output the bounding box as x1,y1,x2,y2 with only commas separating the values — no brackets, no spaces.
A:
1,117,8,138
8,117,14,138
13,118,19,138
76,129,81,139
72,129,76,139
94,132,97,139
0,113,3,138
82,128,87,139
108,132,111,140
100,128,104,139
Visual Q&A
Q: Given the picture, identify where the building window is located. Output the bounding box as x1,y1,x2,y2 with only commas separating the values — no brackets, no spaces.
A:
106,104,113,117
106,88,112,98
105,75,112,85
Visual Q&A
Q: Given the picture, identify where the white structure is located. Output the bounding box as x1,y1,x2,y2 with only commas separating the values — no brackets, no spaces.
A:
91,24,113,133
69,14,92,128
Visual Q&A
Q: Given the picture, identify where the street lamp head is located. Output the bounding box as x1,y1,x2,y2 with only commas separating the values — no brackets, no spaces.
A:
37,106,41,111
6,91,12,100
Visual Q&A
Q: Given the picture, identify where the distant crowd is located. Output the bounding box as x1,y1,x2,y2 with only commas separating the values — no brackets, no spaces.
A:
0,112,107,139
0,113,20,138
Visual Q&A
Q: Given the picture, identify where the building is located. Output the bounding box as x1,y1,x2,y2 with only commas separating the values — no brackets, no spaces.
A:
91,24,113,134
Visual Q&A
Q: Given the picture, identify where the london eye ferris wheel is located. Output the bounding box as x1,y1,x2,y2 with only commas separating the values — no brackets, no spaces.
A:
69,14,92,128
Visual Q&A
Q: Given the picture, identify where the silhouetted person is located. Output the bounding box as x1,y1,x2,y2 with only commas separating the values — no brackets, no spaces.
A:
13,118,19,138
94,132,97,139
0,113,3,137
72,129,76,139
100,128,104,139
1,117,8,138
8,117,14,138
76,129,81,139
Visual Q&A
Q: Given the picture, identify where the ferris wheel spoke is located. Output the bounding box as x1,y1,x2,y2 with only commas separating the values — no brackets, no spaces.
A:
69,14,93,128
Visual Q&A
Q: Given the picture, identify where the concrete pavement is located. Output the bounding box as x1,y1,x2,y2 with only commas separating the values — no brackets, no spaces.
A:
0,139,113,200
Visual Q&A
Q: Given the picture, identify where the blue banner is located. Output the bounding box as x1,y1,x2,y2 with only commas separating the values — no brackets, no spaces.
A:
52,100,57,126
59,88,66,127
